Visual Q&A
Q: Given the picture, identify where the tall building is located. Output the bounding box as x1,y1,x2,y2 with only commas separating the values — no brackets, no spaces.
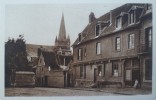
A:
72,3,152,89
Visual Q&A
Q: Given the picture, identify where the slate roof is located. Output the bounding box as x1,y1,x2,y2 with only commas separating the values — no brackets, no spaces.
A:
72,3,148,46
40,50,73,70
26,44,55,57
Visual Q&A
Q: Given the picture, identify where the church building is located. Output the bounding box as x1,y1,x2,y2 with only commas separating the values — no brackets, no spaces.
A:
35,14,73,87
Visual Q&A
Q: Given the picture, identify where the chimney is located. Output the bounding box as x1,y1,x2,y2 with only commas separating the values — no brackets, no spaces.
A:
89,12,96,23
110,10,113,24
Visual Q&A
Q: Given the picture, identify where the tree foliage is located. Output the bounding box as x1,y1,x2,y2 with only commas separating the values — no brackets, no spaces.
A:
5,35,28,87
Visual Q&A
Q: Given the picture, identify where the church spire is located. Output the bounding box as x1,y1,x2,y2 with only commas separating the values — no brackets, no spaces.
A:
58,13,66,41
67,34,70,43
55,36,57,42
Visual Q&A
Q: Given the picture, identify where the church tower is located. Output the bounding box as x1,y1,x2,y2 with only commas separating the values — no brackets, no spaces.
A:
55,13,71,53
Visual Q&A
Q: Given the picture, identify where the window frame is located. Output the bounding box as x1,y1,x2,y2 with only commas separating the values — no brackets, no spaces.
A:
116,16,122,29
112,63,119,77
80,66,84,78
95,24,101,36
144,59,152,81
147,4,152,10
80,65,86,78
97,65,102,76
128,33,135,49
84,47,86,57
78,48,83,60
145,27,152,50
115,37,121,51
129,11,135,24
96,42,101,55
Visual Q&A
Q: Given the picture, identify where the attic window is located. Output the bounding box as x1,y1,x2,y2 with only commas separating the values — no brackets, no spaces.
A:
129,11,135,24
78,34,81,42
116,17,122,29
95,24,101,36
147,4,152,10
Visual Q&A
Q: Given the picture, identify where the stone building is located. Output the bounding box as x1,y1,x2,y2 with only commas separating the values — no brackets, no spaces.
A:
72,4,152,89
35,14,73,87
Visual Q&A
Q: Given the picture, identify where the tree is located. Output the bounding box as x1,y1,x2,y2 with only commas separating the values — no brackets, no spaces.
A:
5,35,28,87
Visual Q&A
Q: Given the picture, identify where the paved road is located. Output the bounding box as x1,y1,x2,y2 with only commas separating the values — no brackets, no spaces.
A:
5,87,117,96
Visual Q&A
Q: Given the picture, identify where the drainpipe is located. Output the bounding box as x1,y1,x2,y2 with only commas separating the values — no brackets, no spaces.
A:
122,60,125,88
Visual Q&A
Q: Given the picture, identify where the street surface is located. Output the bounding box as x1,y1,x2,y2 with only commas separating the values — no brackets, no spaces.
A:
5,87,118,96
5,87,151,96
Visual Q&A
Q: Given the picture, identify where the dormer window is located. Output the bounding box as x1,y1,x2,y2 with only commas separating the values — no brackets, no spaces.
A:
147,4,152,10
116,16,122,29
78,34,81,42
95,24,100,36
129,11,135,24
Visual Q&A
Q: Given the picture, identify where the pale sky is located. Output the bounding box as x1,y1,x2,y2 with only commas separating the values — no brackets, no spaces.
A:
5,3,124,46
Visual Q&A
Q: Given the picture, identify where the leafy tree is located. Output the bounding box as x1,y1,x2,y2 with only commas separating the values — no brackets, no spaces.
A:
5,35,28,87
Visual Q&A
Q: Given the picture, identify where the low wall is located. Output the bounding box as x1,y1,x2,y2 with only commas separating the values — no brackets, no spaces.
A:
48,71,64,88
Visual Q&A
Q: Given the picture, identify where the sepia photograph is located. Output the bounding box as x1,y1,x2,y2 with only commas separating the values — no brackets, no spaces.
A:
3,1,154,98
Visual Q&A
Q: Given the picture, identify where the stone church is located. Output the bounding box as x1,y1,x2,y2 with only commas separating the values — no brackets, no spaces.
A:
35,14,73,87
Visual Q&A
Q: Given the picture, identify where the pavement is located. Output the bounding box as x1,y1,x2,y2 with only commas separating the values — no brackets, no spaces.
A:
69,87,152,95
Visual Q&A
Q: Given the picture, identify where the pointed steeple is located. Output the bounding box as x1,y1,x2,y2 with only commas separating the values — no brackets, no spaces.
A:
67,34,70,43
58,13,66,41
55,36,57,42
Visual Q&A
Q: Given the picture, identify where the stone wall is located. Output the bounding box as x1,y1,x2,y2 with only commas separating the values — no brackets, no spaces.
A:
47,70,64,88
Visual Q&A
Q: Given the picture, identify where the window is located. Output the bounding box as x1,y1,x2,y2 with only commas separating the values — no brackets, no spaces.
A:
132,59,139,68
147,4,152,10
80,66,83,78
125,70,131,80
112,62,122,77
129,11,135,24
78,48,83,60
84,48,86,57
145,27,152,50
96,42,101,55
145,59,152,80
112,64,119,77
80,66,86,78
96,24,100,36
116,17,122,29
98,66,102,76
78,34,81,42
115,37,121,51
128,34,135,49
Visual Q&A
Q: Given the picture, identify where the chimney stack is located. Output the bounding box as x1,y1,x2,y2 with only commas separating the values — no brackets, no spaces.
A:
89,12,96,23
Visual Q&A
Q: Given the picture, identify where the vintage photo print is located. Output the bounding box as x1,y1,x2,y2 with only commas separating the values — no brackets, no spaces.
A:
2,0,155,100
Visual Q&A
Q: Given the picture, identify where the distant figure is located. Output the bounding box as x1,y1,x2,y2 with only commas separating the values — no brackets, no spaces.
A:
133,79,139,89
99,71,102,76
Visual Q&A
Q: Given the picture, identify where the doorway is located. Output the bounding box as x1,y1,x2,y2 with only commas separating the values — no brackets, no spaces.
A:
132,69,140,86
94,69,97,83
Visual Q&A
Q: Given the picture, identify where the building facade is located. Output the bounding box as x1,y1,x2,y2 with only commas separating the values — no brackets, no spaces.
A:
72,4,152,89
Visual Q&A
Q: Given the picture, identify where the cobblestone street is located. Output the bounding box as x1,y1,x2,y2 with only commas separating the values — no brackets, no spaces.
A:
5,87,151,96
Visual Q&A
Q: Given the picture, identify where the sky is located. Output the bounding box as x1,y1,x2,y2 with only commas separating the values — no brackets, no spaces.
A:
5,3,125,46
